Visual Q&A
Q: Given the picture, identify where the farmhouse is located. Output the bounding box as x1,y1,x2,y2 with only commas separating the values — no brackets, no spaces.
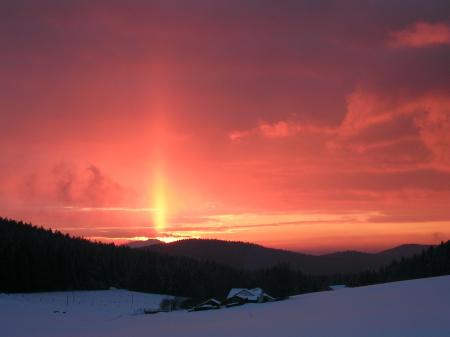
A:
188,288,275,312
226,288,275,304
222,295,247,308
189,298,221,311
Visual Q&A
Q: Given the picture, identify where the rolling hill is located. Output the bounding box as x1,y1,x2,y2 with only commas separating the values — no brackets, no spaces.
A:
138,239,430,275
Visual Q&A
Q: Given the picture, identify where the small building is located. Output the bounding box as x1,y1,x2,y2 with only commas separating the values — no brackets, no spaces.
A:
226,288,275,304
223,295,247,308
189,298,221,311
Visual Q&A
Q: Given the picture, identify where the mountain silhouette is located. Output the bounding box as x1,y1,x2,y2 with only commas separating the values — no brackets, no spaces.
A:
138,239,430,275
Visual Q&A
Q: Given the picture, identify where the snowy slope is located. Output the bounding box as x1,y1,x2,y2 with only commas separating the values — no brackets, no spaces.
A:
1,276,450,337
0,289,172,316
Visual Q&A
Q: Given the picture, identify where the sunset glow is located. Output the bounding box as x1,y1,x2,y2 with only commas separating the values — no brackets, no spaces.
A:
153,170,168,232
1,1,449,253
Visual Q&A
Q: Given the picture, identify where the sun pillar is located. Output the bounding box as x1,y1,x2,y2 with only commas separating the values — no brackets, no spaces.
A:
153,169,167,232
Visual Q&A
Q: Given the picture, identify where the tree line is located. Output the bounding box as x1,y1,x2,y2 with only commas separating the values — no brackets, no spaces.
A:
0,218,306,299
1,217,449,302
331,241,450,287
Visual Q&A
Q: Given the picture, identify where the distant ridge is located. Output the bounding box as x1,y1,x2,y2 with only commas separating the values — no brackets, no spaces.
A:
139,239,431,275
1,217,447,298
377,244,433,259
125,239,164,249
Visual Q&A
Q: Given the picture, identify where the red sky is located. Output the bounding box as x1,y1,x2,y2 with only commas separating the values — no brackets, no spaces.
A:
1,1,450,253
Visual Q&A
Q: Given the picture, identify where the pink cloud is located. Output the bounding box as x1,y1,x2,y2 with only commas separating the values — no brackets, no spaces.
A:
340,89,396,133
259,120,292,138
414,96,450,168
229,129,253,141
389,21,450,47
229,120,337,141
11,163,139,209
230,87,449,173
330,87,450,170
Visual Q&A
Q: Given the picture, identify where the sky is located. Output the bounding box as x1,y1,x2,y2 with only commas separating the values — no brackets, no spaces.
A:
1,0,450,253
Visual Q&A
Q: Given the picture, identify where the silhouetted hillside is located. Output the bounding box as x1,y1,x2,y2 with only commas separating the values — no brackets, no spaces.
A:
143,239,431,275
0,218,320,299
2,217,446,300
343,242,450,287
126,239,164,249
0,218,250,297
377,244,433,260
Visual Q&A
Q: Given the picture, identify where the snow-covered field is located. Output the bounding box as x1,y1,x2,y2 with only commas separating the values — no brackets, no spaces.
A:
0,289,173,316
1,276,450,337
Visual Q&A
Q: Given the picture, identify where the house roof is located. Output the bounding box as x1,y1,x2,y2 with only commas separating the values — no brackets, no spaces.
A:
262,292,275,300
227,288,264,301
202,298,221,305
194,298,221,308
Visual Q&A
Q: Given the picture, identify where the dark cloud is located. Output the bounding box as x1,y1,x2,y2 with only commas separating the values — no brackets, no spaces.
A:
82,165,124,207
19,163,135,207
52,163,76,204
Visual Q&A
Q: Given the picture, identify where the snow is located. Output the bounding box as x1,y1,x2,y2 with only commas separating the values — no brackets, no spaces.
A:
1,276,450,337
203,299,221,305
0,289,172,316
329,284,347,290
191,298,221,310
227,288,250,298
227,287,263,301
